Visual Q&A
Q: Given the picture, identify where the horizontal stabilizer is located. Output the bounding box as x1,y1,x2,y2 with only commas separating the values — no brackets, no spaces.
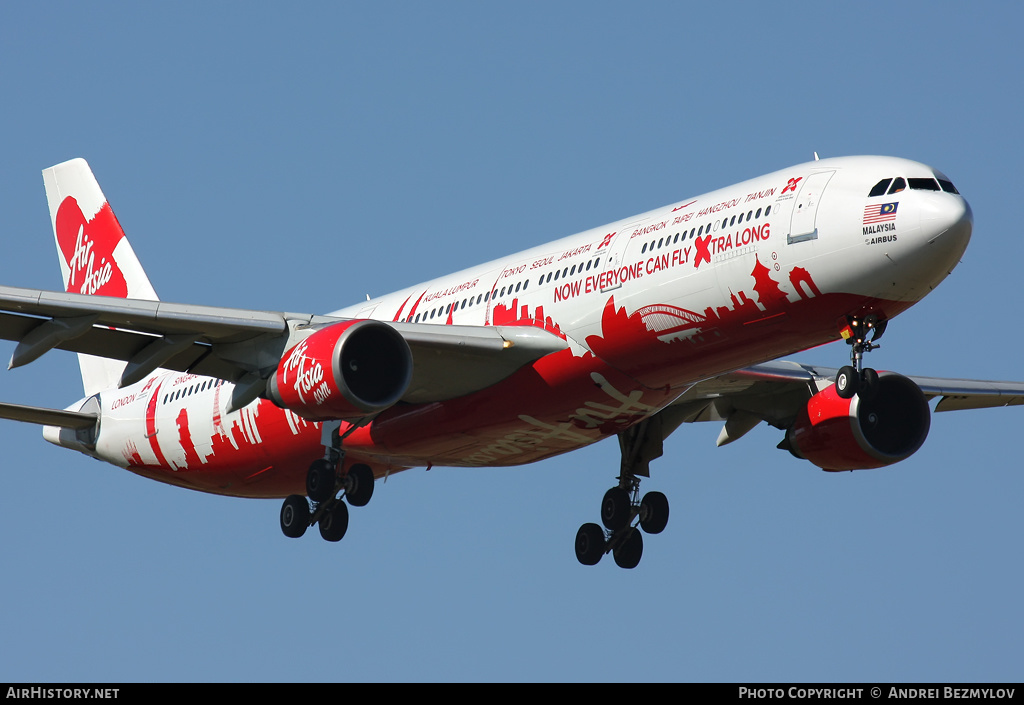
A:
0,401,98,429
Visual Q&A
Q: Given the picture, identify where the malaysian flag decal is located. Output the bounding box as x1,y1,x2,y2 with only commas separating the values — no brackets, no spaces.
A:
864,202,898,224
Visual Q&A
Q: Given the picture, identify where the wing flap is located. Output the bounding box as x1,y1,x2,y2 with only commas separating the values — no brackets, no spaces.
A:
393,323,568,402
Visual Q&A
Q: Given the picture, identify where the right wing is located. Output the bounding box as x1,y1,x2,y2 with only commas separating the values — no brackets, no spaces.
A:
4,156,568,417
0,284,568,406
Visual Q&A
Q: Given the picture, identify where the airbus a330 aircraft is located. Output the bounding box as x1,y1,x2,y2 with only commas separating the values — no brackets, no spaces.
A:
1,156,1020,569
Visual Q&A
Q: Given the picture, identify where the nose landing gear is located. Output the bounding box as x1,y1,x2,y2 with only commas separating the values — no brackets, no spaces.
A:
835,314,887,400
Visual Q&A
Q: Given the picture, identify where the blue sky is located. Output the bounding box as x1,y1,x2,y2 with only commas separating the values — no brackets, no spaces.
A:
1,2,1022,682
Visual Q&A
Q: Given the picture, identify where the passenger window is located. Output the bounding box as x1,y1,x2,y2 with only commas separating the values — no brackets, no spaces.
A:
868,179,892,197
887,177,906,195
642,243,647,253
765,205,771,216
755,208,762,219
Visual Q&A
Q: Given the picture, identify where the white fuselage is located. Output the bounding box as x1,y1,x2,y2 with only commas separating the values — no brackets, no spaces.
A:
63,156,973,497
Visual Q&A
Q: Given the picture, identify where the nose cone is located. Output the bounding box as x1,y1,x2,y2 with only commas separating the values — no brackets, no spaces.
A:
920,193,973,262
897,193,973,299
871,191,973,304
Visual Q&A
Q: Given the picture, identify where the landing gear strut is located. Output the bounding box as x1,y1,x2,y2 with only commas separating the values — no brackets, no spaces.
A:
279,420,376,542
575,415,671,569
835,314,886,400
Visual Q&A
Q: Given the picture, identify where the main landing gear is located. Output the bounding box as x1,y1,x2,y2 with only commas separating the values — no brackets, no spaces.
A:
834,314,887,401
575,416,671,569
279,421,375,543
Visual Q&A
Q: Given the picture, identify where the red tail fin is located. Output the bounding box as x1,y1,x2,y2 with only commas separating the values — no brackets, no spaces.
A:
42,159,159,394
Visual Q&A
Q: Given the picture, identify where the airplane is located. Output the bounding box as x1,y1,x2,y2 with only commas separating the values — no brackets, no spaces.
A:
1,155,1020,570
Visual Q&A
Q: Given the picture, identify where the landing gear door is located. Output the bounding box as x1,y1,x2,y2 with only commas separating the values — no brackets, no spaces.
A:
788,171,835,245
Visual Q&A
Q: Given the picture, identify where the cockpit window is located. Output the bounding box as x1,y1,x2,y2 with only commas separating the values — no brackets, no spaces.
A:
887,177,906,195
908,177,941,191
868,179,892,197
937,178,959,194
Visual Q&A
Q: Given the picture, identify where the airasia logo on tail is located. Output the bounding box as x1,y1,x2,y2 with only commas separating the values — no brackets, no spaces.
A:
55,196,128,297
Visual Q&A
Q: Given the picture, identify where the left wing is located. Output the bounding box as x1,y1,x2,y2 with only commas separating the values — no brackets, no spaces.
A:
667,360,1024,447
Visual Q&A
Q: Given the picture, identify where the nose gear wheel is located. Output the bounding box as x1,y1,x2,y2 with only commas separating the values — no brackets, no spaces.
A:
835,315,886,400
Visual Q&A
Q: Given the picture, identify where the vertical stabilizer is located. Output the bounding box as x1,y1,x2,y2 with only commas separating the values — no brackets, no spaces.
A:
42,158,160,395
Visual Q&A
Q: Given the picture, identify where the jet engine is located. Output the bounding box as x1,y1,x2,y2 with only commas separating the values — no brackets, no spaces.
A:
266,319,412,421
784,372,930,471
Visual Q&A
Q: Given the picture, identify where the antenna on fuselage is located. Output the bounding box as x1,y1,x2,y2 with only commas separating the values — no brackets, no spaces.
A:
813,152,820,161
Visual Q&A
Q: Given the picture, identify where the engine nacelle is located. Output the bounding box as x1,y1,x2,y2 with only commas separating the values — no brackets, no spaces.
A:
786,372,930,471
266,320,412,421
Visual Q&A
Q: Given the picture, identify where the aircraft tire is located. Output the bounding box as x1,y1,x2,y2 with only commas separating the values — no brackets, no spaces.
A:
306,459,337,503
601,487,631,531
280,495,310,539
859,368,880,401
345,464,375,507
613,528,643,569
836,366,859,399
575,523,606,566
639,491,669,535
319,501,349,542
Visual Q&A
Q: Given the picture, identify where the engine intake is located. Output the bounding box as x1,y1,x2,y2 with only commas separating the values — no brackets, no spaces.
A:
266,319,412,421
786,372,930,471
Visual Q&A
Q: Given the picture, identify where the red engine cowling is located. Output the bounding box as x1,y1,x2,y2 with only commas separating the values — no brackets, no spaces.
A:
266,320,412,421
786,372,930,471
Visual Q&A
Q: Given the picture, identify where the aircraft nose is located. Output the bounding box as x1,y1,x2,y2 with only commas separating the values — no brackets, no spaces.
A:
920,193,972,260
877,191,973,303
